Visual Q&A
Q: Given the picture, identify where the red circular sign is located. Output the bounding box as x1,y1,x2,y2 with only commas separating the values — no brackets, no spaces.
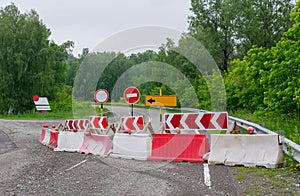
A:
94,89,109,104
124,86,140,104
32,95,39,102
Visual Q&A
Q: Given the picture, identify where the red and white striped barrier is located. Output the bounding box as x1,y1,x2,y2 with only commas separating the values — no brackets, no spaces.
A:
89,116,108,130
41,128,52,146
121,116,144,132
164,112,228,131
79,133,112,156
64,119,88,132
110,116,151,160
54,132,85,152
46,131,59,149
38,124,48,144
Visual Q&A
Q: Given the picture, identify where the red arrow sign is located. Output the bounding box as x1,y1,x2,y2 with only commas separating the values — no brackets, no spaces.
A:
121,116,144,131
124,86,140,104
164,112,228,130
89,116,108,130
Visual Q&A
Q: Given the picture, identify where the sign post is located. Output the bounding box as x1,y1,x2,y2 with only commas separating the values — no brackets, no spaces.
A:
145,89,177,122
160,88,162,122
124,86,140,116
94,89,109,116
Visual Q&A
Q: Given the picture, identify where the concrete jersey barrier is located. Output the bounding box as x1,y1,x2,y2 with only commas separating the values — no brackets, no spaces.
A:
54,132,85,152
110,133,152,160
208,134,284,168
79,134,112,156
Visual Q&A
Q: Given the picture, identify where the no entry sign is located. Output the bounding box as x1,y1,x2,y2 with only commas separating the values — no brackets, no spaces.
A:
94,89,109,104
124,86,140,104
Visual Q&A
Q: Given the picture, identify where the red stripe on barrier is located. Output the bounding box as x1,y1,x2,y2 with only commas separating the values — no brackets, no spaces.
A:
67,120,75,130
148,134,210,162
136,116,144,130
47,131,59,149
170,114,183,129
201,113,215,129
102,117,108,129
184,113,198,129
217,113,228,129
38,129,46,143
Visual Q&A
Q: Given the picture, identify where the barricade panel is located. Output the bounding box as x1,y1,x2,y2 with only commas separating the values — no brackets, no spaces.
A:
120,116,144,132
65,119,88,132
164,112,228,131
148,134,210,162
89,116,108,130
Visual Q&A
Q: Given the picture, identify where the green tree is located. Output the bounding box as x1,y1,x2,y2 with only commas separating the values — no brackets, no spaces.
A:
225,1,300,114
0,4,72,113
188,0,294,72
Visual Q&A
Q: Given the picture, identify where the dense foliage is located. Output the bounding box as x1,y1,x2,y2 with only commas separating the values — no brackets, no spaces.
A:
1,1,299,118
0,4,72,114
188,0,294,72
225,1,300,114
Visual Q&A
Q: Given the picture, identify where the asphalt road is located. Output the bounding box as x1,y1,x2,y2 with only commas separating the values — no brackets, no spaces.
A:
0,106,243,195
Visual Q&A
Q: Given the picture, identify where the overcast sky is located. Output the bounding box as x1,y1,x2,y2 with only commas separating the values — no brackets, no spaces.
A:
1,0,192,56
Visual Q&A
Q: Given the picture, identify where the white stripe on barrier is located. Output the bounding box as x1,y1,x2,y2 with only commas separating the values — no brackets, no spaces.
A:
180,114,187,130
165,114,174,130
211,113,221,130
196,113,205,130
41,129,51,145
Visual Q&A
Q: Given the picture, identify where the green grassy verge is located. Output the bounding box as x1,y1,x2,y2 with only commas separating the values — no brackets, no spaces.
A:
233,166,300,195
229,110,300,144
0,108,111,120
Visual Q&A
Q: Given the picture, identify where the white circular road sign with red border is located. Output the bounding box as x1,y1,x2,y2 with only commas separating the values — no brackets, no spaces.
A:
124,86,140,104
94,89,109,104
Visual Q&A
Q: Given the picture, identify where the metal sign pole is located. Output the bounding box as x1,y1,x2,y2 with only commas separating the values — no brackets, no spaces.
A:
100,104,103,116
160,88,162,122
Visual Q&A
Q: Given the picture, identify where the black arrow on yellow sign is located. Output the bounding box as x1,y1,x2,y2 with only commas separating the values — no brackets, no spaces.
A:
145,95,177,107
147,98,156,104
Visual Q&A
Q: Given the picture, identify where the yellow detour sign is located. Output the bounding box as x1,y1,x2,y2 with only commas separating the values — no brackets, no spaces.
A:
145,95,177,107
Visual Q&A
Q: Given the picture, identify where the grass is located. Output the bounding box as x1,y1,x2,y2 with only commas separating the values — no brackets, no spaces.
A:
234,166,300,195
0,107,111,120
0,111,74,120
229,110,300,144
